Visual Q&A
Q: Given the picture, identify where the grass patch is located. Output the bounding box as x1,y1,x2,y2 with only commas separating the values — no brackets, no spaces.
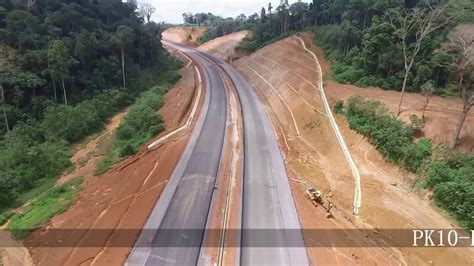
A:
95,152,120,176
12,178,57,209
8,177,83,239
0,210,14,226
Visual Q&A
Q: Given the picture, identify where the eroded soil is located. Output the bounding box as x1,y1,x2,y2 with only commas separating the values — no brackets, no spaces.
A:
24,54,202,265
233,32,474,265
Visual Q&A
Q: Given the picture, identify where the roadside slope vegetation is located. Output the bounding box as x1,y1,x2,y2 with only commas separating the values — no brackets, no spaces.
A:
0,0,178,236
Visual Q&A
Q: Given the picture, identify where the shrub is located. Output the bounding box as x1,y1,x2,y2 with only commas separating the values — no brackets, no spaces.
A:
402,139,432,172
239,36,259,52
42,89,130,143
332,100,345,114
0,210,14,225
332,63,365,84
409,114,424,134
423,151,474,229
113,86,168,158
341,96,472,229
345,96,431,171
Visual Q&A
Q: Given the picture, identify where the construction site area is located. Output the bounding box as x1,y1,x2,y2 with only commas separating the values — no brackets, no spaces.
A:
2,26,473,266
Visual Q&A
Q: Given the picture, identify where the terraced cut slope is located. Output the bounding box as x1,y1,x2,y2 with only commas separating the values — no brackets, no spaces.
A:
233,33,474,265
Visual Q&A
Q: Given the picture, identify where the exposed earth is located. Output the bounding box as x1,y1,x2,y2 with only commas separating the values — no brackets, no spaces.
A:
233,32,474,265
161,26,205,47
4,29,472,266
20,50,202,266
198,30,249,61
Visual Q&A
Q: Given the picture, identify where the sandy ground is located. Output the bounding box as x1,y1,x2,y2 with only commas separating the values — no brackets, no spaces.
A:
198,31,249,61
162,26,205,47
233,33,474,265
22,51,203,265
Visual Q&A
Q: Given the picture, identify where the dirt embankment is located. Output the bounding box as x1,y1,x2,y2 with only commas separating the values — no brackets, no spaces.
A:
162,26,205,47
198,31,249,61
24,50,202,265
233,33,473,265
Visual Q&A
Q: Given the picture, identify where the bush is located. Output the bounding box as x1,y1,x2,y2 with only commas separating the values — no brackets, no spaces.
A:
0,210,14,225
332,63,365,84
341,96,472,229
239,36,259,52
402,139,432,172
409,114,424,134
332,100,345,114
345,96,431,171
197,31,213,44
41,89,130,143
423,151,474,229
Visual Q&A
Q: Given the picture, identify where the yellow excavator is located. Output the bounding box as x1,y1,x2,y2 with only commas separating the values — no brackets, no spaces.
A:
305,187,334,218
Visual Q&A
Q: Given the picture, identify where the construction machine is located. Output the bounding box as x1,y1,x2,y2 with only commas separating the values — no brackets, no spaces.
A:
305,187,334,218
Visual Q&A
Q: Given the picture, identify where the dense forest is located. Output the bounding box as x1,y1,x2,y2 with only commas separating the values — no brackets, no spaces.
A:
0,0,178,219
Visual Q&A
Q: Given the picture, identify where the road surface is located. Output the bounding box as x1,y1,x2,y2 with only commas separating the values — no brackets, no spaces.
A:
127,41,309,265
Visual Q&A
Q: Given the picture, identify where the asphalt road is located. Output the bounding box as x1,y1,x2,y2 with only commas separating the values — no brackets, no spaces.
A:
127,42,308,265
216,59,309,266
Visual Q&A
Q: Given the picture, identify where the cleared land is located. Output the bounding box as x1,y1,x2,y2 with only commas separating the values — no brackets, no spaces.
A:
233,32,474,265
162,26,205,47
198,30,249,61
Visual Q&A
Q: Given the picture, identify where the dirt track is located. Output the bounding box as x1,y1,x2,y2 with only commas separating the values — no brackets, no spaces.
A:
233,32,474,265
24,52,202,265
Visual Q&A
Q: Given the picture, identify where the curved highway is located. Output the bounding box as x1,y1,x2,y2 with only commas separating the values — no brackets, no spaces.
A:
127,41,309,265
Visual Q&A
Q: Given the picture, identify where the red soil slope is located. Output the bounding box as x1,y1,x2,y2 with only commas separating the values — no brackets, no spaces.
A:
233,32,473,265
25,51,203,265
162,26,205,47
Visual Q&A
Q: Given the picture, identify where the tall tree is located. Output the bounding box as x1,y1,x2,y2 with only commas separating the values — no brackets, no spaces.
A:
451,67,473,148
5,10,38,50
277,2,290,34
443,27,474,96
389,6,451,116
138,3,156,23
447,28,474,148
48,40,76,105
110,25,135,90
